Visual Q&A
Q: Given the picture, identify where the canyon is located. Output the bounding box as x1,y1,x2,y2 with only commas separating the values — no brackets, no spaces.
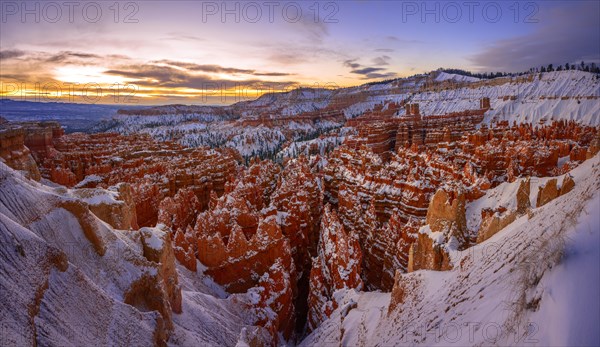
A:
1,70,600,346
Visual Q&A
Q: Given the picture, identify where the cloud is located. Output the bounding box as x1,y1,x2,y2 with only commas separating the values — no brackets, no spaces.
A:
253,72,294,77
104,63,298,90
361,72,397,80
161,32,206,42
372,55,391,66
45,51,102,63
375,48,395,53
343,58,397,80
343,59,361,69
153,60,292,77
1,49,298,100
385,36,423,44
153,60,255,74
0,50,26,60
294,15,330,43
351,67,385,75
104,64,189,83
470,2,600,72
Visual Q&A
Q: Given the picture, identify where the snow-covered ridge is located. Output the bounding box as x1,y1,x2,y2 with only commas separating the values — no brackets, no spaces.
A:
301,153,600,346
434,71,480,83
93,70,599,163
0,162,269,346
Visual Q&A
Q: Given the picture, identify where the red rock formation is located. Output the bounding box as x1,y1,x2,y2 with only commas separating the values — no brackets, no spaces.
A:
35,132,239,227
587,129,600,159
139,226,183,315
537,178,559,207
406,188,468,272
0,127,41,181
77,183,139,230
306,205,363,332
407,230,453,272
477,208,518,244
322,119,596,289
268,157,322,331
251,258,295,342
560,174,575,195
158,188,202,234
172,227,197,271
425,188,468,248
368,212,419,290
21,121,64,161
59,200,106,256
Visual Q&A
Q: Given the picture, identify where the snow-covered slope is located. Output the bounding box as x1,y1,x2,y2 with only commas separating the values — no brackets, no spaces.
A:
0,162,264,346
390,70,600,125
435,71,481,83
92,70,599,162
300,153,600,346
331,70,599,126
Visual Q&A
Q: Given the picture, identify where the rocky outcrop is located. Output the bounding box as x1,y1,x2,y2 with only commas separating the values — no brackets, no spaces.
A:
407,229,453,272
560,174,575,196
537,178,559,207
158,188,201,235
251,258,295,342
269,157,322,331
516,177,531,214
306,206,363,332
36,132,239,227
198,216,294,291
0,127,41,181
139,226,183,314
476,177,531,243
172,227,197,272
406,188,467,272
477,208,518,244
425,188,468,247
21,121,64,160
587,130,600,159
74,183,139,230
185,159,301,341
58,200,106,256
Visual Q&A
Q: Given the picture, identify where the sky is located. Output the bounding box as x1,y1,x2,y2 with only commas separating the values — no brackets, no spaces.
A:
0,0,598,105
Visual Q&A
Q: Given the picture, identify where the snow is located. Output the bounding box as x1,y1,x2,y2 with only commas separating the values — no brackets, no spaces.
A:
74,174,103,188
71,188,120,206
92,70,599,166
302,153,600,346
528,193,600,346
435,71,480,83
140,225,165,251
0,162,266,346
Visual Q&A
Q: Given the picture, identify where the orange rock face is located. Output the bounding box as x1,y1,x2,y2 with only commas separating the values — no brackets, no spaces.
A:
21,121,64,160
36,132,239,227
11,102,597,343
269,157,322,331
158,188,202,235
306,205,363,332
251,258,295,342
323,118,596,288
76,183,139,230
0,127,41,181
